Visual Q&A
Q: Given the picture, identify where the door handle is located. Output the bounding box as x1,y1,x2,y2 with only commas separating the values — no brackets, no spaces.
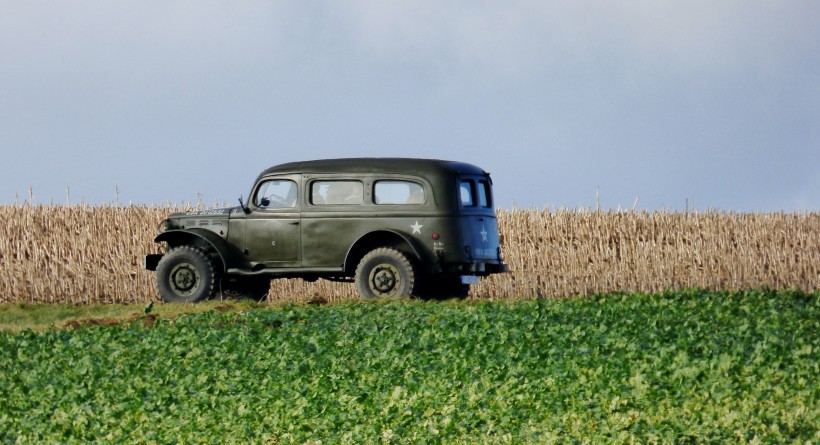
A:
289,221,300,225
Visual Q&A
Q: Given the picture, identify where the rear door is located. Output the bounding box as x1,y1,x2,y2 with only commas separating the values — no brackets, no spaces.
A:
458,176,502,263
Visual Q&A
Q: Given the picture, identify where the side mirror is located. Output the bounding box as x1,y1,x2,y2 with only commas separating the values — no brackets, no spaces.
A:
260,197,271,207
238,196,251,214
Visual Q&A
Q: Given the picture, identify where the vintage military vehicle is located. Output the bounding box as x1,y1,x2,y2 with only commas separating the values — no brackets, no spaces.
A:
145,158,508,302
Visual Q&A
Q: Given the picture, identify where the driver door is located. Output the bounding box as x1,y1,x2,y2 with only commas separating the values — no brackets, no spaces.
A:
244,175,301,267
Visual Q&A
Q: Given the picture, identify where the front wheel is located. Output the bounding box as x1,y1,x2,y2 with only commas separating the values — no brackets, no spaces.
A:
355,248,416,300
155,246,218,303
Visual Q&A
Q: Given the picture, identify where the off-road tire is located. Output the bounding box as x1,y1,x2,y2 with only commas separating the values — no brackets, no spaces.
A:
156,246,218,303
355,248,416,300
219,277,271,301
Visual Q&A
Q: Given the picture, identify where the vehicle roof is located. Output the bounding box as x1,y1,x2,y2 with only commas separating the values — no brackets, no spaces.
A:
257,158,489,179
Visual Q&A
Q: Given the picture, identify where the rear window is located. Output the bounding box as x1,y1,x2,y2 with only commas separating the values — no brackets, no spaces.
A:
459,181,474,206
375,180,425,205
459,179,493,208
478,180,492,207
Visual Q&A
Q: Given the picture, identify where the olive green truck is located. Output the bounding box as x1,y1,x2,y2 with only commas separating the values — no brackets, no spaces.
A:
145,158,508,302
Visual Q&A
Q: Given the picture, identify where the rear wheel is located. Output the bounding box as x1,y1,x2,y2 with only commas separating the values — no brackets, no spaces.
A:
355,248,416,300
219,277,271,301
156,246,218,303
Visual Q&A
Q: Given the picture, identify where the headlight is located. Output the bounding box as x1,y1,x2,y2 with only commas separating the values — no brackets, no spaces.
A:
157,219,176,233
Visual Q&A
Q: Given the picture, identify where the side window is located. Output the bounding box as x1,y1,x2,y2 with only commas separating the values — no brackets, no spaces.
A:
459,181,474,207
311,181,363,205
374,180,425,205
255,180,298,209
478,180,491,208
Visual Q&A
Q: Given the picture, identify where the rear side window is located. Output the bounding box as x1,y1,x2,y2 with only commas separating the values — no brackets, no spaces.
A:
311,181,363,205
375,180,425,205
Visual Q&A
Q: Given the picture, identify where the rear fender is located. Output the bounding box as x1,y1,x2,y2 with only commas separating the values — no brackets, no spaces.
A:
344,230,426,274
154,229,246,272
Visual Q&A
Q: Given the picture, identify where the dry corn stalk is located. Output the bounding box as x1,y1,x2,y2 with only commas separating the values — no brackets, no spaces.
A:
1,205,817,303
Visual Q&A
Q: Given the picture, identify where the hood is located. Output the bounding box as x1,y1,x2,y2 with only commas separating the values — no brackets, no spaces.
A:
163,207,241,234
172,207,240,219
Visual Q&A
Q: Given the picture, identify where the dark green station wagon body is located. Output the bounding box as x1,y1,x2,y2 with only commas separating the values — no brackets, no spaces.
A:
145,158,508,302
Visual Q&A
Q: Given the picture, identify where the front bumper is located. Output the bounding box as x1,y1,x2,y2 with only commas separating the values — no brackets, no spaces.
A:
144,254,163,271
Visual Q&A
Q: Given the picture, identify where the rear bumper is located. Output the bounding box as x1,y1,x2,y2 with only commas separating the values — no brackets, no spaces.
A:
485,262,509,274
447,261,508,275
145,254,163,271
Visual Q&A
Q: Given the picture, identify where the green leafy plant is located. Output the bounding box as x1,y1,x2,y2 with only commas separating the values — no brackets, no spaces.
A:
0,290,817,443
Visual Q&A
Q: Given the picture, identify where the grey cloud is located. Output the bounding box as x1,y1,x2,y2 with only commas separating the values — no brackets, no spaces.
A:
0,1,817,210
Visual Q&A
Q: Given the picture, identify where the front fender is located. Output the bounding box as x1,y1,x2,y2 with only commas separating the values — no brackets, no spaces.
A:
154,229,246,272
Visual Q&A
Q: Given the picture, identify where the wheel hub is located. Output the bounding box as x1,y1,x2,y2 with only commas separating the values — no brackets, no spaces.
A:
370,264,400,296
170,263,200,296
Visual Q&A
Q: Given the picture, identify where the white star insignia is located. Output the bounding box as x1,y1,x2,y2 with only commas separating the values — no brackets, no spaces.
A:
411,220,423,234
480,226,488,242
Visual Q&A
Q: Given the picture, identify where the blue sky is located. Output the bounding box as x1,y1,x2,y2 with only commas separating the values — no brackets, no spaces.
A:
2,1,818,211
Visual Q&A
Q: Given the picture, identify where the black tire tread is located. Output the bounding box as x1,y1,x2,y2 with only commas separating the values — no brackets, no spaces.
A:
155,246,218,303
355,247,416,300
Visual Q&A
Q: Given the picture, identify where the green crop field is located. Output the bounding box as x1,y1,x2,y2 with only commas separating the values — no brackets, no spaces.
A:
1,290,817,444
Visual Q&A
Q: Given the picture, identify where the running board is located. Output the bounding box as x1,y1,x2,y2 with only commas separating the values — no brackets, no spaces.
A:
226,266,345,277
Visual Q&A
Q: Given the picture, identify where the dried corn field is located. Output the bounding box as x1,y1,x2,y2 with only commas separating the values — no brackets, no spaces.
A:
487,209,820,298
1,205,818,304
